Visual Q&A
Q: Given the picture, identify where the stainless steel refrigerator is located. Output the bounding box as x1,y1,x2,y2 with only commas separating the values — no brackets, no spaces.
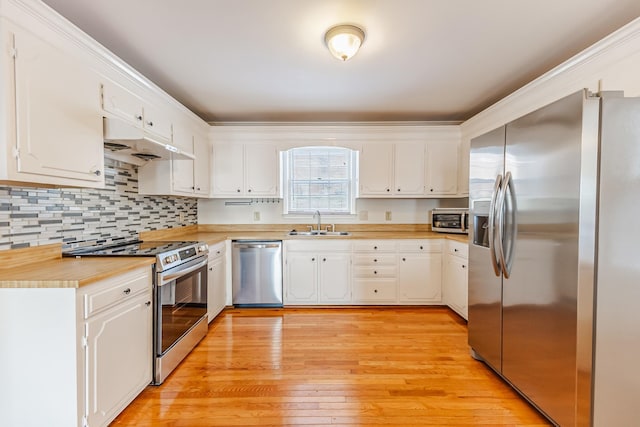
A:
468,89,640,426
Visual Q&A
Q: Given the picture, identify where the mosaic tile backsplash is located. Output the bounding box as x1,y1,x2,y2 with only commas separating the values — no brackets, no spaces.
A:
0,158,197,250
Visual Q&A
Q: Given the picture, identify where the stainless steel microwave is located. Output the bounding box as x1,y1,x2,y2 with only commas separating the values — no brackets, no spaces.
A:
431,208,469,234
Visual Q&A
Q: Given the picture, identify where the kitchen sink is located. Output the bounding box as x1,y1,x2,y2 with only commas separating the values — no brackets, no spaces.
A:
288,231,350,236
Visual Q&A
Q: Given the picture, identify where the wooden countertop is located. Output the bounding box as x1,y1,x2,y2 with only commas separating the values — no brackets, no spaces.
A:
0,256,154,289
1,225,467,289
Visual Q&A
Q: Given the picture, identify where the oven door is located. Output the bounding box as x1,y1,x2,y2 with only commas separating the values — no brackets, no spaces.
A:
155,255,208,356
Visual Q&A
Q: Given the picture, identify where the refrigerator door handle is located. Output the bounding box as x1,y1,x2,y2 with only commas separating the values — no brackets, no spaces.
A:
497,171,513,279
488,174,503,276
504,171,517,277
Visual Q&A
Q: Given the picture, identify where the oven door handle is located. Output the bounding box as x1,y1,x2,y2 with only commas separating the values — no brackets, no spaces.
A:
158,257,208,286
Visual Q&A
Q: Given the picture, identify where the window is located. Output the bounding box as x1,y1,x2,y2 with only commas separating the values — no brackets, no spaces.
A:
283,147,357,215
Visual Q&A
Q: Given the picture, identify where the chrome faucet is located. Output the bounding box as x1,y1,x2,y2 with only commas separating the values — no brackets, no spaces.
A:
313,210,321,231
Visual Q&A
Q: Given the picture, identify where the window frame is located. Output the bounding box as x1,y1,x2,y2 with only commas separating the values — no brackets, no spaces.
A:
282,146,358,216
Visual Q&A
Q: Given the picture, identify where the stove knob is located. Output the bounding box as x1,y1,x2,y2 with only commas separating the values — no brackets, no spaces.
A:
198,244,208,253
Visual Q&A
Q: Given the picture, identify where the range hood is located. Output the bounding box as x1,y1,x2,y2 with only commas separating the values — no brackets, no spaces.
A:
103,117,195,165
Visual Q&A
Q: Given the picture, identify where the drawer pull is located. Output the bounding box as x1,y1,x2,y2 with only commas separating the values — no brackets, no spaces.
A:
454,248,459,252
123,288,131,295
374,259,377,262
374,246,378,250
402,258,406,262
145,301,151,307
323,258,326,262
420,246,423,250
462,265,467,269
311,258,315,261
374,271,378,275
374,289,378,293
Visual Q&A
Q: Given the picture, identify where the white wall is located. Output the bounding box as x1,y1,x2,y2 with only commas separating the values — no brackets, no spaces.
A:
198,197,468,225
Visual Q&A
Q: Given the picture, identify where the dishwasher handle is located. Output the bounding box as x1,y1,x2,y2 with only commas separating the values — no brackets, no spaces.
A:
233,242,281,250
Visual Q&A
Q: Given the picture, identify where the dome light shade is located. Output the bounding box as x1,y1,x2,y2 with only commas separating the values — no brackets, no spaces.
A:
324,25,365,61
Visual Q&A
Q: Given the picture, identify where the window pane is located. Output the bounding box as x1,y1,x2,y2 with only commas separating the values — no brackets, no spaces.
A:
286,147,354,214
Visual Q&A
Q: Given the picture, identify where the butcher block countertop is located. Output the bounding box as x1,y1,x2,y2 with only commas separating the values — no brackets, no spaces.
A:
0,244,153,289
140,224,470,245
1,224,468,289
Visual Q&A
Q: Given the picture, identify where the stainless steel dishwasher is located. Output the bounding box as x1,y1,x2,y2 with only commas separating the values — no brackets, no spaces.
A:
232,240,283,307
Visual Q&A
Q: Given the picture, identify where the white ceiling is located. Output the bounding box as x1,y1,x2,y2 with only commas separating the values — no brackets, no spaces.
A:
41,0,640,123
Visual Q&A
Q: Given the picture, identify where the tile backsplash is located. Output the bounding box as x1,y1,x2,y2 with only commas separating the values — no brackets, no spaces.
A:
0,159,197,250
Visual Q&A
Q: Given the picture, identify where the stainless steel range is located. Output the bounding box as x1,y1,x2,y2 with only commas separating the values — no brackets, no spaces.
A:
65,240,209,384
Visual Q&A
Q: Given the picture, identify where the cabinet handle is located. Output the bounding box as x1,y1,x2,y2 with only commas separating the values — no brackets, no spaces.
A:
420,246,423,250
248,189,252,193
197,187,201,191
237,189,241,193
402,258,406,262
311,258,315,261
454,248,459,252
374,289,378,293
462,265,467,269
135,115,143,121
397,188,401,192
374,246,378,250
91,169,101,176
373,259,377,262
386,188,390,192
430,188,434,192
123,288,131,295
209,267,213,271
146,121,154,127
374,270,378,274
192,186,195,190
145,301,151,307
216,251,221,255
323,258,326,262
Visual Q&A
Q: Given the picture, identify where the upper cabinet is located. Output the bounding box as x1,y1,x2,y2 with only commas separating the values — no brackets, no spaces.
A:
101,81,172,142
425,141,459,195
359,142,425,197
211,142,279,198
1,21,104,187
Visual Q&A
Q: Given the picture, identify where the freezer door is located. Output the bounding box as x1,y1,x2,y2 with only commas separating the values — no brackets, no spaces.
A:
593,95,640,426
468,125,505,372
502,90,596,426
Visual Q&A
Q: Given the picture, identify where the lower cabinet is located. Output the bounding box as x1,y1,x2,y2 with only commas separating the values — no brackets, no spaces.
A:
0,266,153,427
397,240,443,303
284,240,352,305
207,241,227,321
443,240,469,319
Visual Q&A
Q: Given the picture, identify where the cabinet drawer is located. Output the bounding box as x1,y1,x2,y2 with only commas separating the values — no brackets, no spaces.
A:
353,254,396,266
353,280,397,302
84,273,150,319
396,240,442,252
354,265,397,278
208,242,225,261
447,241,468,258
352,241,396,252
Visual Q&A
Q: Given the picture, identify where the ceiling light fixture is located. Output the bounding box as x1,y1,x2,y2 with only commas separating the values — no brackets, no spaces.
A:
324,24,365,61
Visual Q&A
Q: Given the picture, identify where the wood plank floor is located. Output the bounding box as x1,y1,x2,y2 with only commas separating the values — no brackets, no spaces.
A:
112,307,551,426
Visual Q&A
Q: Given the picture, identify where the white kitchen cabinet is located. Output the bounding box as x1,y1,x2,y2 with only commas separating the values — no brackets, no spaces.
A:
0,267,152,427
284,240,352,305
1,22,104,187
138,122,210,197
207,242,227,321
397,240,443,303
318,254,351,303
352,240,398,304
359,142,425,197
443,240,468,319
101,80,172,142
425,141,459,195
212,142,279,198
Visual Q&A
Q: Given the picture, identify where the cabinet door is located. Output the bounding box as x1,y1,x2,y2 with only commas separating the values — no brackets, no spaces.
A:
394,142,425,196
245,143,279,196
193,135,211,195
212,143,244,196
359,143,393,196
85,293,152,427
101,81,144,125
14,29,104,184
285,252,318,304
445,255,468,319
208,253,226,322
318,253,351,303
398,253,442,303
426,141,459,195
142,102,173,141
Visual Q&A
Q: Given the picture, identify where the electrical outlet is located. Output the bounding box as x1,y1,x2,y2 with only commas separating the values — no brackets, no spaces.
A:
253,211,260,221
359,210,368,221
179,212,185,222
385,211,392,221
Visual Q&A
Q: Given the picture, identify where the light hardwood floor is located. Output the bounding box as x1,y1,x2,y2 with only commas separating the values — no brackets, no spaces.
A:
112,307,550,426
